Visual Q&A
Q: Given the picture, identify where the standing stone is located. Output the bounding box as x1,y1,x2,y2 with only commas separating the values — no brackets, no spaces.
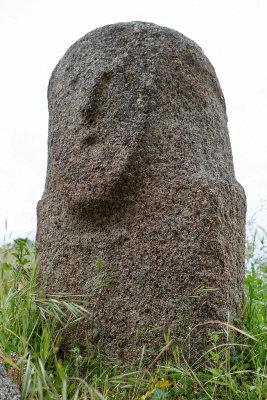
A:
37,22,246,363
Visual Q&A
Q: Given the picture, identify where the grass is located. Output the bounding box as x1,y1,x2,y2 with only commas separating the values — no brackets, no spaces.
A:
0,220,266,399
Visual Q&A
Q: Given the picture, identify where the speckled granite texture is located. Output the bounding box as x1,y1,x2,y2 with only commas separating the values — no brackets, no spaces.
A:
0,360,21,400
37,21,246,363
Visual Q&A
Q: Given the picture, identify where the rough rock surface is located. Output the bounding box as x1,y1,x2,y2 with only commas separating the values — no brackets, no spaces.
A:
0,359,21,400
37,22,246,363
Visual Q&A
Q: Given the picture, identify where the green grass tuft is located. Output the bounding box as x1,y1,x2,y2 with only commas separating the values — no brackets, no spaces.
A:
0,220,266,399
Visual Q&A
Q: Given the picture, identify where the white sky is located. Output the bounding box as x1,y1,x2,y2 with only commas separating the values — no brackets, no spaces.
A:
0,0,266,241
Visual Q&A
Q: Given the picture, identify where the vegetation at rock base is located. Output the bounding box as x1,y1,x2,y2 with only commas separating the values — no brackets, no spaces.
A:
0,218,266,399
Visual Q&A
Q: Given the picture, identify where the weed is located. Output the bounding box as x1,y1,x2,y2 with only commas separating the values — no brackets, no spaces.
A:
0,219,266,399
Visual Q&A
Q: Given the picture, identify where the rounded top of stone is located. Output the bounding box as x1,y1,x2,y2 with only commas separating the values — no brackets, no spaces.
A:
80,20,194,42
46,22,235,204
48,21,211,98
68,20,196,45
